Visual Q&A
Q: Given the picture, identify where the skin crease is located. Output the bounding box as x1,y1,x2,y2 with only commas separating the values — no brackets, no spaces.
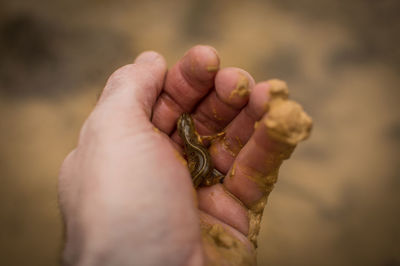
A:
58,45,310,266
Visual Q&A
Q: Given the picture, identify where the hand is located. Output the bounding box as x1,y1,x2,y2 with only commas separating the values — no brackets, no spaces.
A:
58,45,311,266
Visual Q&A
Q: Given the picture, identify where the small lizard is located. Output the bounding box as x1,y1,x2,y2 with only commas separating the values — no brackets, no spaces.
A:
177,113,224,188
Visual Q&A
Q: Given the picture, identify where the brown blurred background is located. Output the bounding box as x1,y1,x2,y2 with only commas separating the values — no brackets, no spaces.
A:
1,0,399,265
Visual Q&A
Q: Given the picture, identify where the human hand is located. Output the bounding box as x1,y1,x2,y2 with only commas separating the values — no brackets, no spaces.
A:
58,45,312,266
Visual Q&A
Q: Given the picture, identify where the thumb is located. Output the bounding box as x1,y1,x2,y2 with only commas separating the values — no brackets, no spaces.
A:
97,51,167,118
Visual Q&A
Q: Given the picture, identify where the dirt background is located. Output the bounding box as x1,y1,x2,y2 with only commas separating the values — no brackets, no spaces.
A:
0,0,399,265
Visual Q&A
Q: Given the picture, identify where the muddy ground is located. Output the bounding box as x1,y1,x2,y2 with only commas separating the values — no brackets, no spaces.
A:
0,0,399,265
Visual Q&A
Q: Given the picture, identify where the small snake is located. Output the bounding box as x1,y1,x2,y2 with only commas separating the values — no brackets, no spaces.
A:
177,113,223,188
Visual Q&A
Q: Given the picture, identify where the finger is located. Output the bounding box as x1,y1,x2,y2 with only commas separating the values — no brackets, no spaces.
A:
222,96,312,248
208,82,272,173
198,80,312,247
170,68,255,145
193,82,270,246
151,45,220,134
197,184,249,236
199,209,254,251
98,51,167,118
222,80,312,207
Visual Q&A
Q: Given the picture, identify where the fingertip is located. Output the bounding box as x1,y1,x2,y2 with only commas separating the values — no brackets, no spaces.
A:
134,50,167,68
98,51,168,117
180,45,220,86
190,44,220,65
215,68,255,109
151,45,220,134
247,82,272,120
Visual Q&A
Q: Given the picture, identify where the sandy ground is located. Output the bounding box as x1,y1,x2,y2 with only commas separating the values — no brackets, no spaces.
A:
0,0,399,265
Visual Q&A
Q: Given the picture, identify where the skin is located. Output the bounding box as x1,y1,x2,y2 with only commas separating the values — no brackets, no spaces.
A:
59,45,287,265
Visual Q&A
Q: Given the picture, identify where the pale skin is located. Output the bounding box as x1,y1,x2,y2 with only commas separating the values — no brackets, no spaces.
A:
59,45,286,265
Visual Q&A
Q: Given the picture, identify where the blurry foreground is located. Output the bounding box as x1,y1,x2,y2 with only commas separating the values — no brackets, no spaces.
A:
0,0,399,265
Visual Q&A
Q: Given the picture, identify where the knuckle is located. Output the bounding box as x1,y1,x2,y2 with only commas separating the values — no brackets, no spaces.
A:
100,64,137,101
78,107,118,145
78,112,104,143
59,149,76,182
108,64,136,83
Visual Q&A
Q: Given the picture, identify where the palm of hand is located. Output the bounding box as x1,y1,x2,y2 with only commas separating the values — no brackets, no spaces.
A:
59,46,311,266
